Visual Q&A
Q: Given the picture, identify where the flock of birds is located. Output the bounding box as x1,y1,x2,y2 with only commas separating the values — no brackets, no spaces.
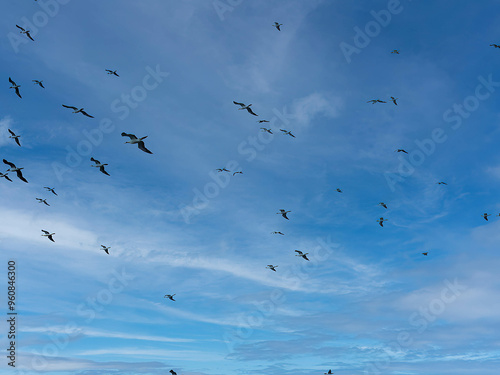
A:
6,10,500,375
6,70,154,247
6,33,156,251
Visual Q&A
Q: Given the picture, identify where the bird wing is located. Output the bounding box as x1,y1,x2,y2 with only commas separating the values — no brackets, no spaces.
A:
289,133,295,138
26,32,34,41
114,72,120,76
62,105,78,110
121,132,137,140
16,170,28,183
8,77,15,85
90,158,99,164
42,230,49,234
40,82,45,88
14,137,21,146
282,212,289,219
14,88,22,98
4,174,12,182
44,201,50,206
233,101,245,107
303,255,309,260
100,166,110,176
8,129,15,136
295,250,303,255
277,25,281,31
138,141,153,154
246,107,258,116
16,25,25,31
48,235,55,242
45,187,57,195
80,110,94,118
3,159,15,168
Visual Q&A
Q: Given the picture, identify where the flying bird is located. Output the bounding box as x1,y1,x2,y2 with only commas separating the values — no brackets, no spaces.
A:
90,157,110,176
62,105,94,118
233,171,243,176
266,265,278,272
44,187,57,195
271,231,284,235
36,198,50,206
484,213,491,221
422,252,428,256
32,80,44,88
8,78,22,98
258,120,270,123
101,245,110,254
436,181,447,185
273,22,283,31
260,128,273,134
105,69,119,76
121,133,153,154
279,129,295,137
8,129,21,146
336,188,342,193
233,101,258,116
367,99,386,104
170,370,178,375
295,250,309,261
377,217,387,227
0,173,12,182
41,230,55,242
490,44,500,48
395,149,408,154
391,49,399,54
164,294,176,301
324,370,333,375
390,97,398,105
378,202,387,209
16,25,34,41
3,159,27,183
216,168,230,172
277,209,291,220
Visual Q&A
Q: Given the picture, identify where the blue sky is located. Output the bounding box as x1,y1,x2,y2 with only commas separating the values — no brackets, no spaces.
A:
1,0,500,374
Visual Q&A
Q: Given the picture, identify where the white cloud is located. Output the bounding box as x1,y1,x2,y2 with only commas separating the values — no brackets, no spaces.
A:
292,92,344,128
